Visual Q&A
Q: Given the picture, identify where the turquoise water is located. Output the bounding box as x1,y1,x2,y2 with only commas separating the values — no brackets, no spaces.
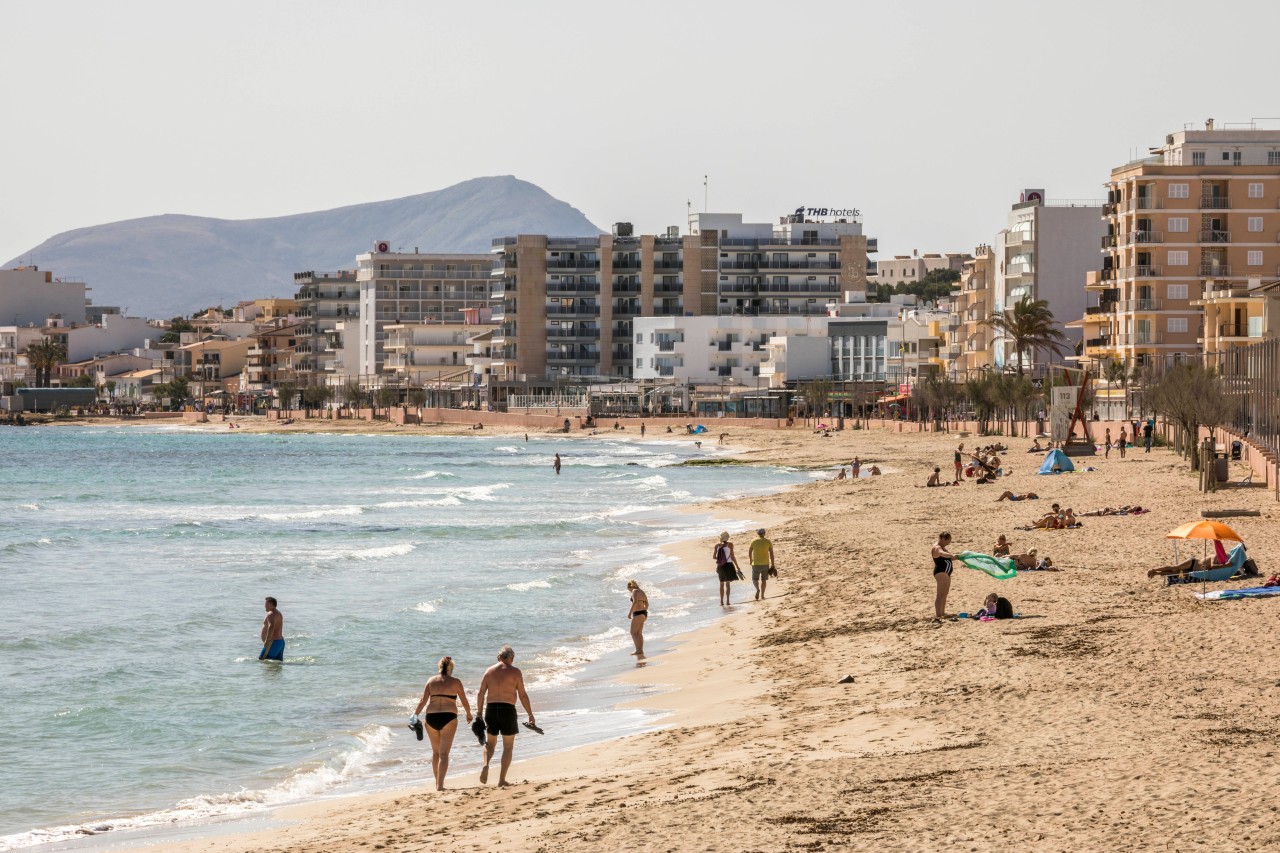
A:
0,426,805,849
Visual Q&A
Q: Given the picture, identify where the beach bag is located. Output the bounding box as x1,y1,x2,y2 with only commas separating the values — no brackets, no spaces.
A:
714,543,729,566
994,596,1014,619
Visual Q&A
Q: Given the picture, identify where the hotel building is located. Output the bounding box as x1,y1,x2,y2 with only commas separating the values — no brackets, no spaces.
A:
354,249,493,381
488,213,875,391
1082,122,1280,371
293,269,358,386
950,245,995,376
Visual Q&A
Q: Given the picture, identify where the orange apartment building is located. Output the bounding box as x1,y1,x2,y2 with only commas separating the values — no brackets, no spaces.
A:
1081,121,1280,373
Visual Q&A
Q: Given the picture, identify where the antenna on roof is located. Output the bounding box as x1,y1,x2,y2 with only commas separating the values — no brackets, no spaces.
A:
703,175,709,212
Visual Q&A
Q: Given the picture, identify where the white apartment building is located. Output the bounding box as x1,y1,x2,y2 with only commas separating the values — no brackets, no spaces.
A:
383,322,494,386
0,267,88,327
0,326,46,381
992,192,1105,373
355,248,493,381
64,314,156,363
632,315,831,384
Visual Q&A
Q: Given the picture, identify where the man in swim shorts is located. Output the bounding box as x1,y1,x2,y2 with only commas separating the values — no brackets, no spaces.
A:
749,528,775,601
259,597,284,661
476,645,536,787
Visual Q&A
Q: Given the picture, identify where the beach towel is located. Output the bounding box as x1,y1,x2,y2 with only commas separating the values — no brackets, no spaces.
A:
1196,586,1280,601
956,551,1017,581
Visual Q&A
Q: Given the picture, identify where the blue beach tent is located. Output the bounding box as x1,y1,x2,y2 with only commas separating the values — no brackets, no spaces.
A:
1038,448,1075,474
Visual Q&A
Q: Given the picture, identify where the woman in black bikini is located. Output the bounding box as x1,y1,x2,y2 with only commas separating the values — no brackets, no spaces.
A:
931,532,958,622
413,655,473,791
627,579,649,657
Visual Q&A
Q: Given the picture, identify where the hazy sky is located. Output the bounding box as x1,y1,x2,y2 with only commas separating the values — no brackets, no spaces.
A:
3,0,1277,265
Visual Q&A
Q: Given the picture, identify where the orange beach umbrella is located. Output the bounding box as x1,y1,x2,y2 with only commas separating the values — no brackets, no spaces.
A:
1166,520,1243,542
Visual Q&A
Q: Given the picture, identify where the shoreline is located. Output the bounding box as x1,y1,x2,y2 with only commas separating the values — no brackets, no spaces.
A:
19,422,1280,851
6,430,797,853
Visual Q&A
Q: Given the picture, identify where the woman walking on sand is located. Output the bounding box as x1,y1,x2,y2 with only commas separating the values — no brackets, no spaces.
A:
713,532,738,606
412,656,473,791
931,532,958,623
626,580,649,656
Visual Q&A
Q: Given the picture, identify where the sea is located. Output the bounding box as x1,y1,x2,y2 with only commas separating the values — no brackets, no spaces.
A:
0,425,811,850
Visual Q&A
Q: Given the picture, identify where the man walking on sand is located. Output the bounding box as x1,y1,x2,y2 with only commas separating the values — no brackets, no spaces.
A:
748,528,776,601
259,597,284,661
476,646,535,787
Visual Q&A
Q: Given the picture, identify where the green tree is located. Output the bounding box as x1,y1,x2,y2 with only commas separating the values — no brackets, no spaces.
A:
406,387,427,408
159,317,193,344
1147,363,1232,473
1101,357,1131,419
274,380,298,415
153,375,190,405
24,337,67,387
301,384,334,413
69,374,95,388
341,381,367,416
374,385,401,418
799,378,833,423
983,297,1068,377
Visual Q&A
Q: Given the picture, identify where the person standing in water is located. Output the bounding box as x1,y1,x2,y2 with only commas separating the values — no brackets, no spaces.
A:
259,597,284,661
626,579,649,656
476,646,535,787
553,453,561,475
411,656,473,791
640,422,646,437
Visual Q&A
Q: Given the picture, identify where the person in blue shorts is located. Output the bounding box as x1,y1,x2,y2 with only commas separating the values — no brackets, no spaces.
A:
259,596,284,661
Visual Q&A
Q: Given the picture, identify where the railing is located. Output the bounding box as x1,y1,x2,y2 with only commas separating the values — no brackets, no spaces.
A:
545,328,600,339
612,258,642,269
1085,305,1112,315
1212,338,1280,475
756,283,840,294
715,341,734,351
717,237,842,247
1199,230,1230,243
1103,202,1118,216
1200,264,1231,277
1113,265,1161,278
1101,235,1116,249
653,283,684,294
546,258,600,271
546,304,600,316
1117,298,1164,312
1124,230,1163,244
719,261,761,270
757,259,841,270
657,340,678,352
1006,263,1035,277
654,260,683,270
612,282,641,294
1199,197,1231,209
368,268,490,280
1085,336,1112,349
547,282,600,294
1134,197,1163,210
1215,323,1260,339
1115,332,1164,346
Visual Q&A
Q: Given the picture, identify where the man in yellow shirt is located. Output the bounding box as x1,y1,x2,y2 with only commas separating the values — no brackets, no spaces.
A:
748,528,776,601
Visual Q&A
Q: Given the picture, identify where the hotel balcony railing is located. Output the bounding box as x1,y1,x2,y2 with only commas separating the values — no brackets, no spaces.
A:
757,283,839,294
1199,197,1231,209
1200,264,1231,277
757,258,841,270
720,261,762,270
1085,336,1112,349
1005,263,1035,277
1199,230,1230,243
1117,299,1164,312
612,282,641,294
1114,265,1161,278
1134,197,1163,210
717,236,842,247
546,327,600,340
546,258,600,271
547,282,600,294
1101,235,1117,249
1123,230,1163,244
714,340,735,351
546,347,600,362
612,258,642,270
1103,202,1118,216
546,304,600,316
1115,332,1164,346
657,340,678,352
653,260,683,270
654,282,684,294
612,301,640,315
1085,305,1113,315
1006,232,1029,247
1214,323,1260,339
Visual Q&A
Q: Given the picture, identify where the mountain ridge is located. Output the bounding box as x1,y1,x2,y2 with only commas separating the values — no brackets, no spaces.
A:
6,176,604,317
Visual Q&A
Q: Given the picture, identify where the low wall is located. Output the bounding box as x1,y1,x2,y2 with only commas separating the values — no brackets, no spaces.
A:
141,412,183,420
181,411,208,423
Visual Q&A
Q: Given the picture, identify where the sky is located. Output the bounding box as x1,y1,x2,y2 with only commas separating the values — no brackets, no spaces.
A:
3,0,1278,265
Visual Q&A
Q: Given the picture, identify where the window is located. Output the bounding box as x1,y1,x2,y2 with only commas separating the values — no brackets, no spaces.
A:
1233,151,1242,165
1222,152,1231,161
1248,217,1263,232
1249,183,1264,199
1247,251,1263,266
1168,317,1188,333
1270,152,1280,166
1191,151,1205,165
1167,284,1188,300
1167,250,1188,266
1169,183,1189,198
635,333,642,344
1168,217,1188,233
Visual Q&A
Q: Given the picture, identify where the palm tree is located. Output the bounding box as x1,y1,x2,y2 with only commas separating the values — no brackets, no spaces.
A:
983,297,1068,377
24,337,67,387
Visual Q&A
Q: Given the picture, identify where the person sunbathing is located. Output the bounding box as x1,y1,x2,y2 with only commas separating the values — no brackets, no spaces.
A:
1024,503,1063,529
834,468,847,481
1148,557,1200,578
996,490,1039,502
992,534,1011,557
1028,439,1044,452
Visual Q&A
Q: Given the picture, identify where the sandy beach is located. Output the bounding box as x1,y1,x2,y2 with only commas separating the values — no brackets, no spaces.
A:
96,420,1280,852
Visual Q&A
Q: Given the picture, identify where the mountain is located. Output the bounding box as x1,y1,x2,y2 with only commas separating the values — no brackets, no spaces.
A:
5,176,604,318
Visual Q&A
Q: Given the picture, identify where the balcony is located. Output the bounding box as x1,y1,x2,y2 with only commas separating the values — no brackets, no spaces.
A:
1115,332,1164,346
1085,305,1113,315
1213,323,1260,340
546,327,600,340
1134,197,1163,210
653,260,683,270
1113,265,1161,279
1200,264,1231,277
612,258,642,270
1198,230,1230,243
1124,230,1163,245
1085,336,1113,349
657,340,679,352
1117,298,1164,312
1005,262,1035,278
714,340,735,351
1101,235,1117,249
1199,197,1231,210
1007,232,1029,247
654,282,684,294
546,303,600,317
1103,202,1118,216
547,256,601,271
546,346,600,363
757,258,841,270
547,281,600,295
